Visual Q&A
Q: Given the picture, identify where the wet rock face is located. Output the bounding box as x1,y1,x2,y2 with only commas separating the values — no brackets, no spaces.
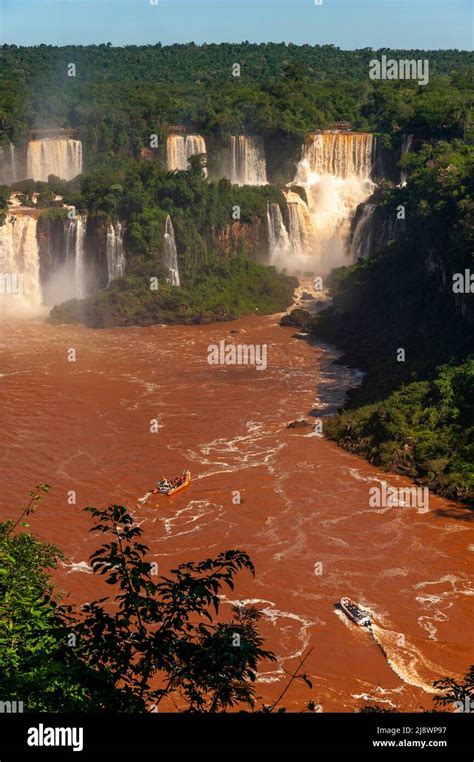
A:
210,219,268,261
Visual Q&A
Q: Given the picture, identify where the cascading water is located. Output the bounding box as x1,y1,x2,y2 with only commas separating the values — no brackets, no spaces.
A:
163,216,180,287
400,134,413,186
230,136,268,185
267,191,310,270
0,143,19,186
0,215,42,314
348,203,377,260
40,215,88,305
267,132,376,274
26,139,83,182
274,131,376,274
167,135,207,175
73,217,86,298
267,203,291,267
106,221,126,284
349,201,404,261
302,132,375,178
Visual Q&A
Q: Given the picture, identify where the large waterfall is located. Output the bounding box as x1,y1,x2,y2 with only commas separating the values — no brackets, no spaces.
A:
167,135,207,175
230,136,268,186
26,139,83,182
106,222,126,284
268,131,376,274
302,132,375,178
163,216,180,287
0,215,42,314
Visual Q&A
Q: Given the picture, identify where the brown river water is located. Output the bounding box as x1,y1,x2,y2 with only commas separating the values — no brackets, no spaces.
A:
1,312,473,711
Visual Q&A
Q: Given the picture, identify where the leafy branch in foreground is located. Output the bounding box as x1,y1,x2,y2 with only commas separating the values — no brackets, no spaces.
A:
433,666,474,712
74,503,276,711
1,491,316,712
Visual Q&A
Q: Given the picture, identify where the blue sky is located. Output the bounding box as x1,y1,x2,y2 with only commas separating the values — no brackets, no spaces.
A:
1,0,472,49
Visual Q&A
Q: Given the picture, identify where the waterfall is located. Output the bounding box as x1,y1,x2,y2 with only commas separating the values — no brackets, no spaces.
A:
106,221,126,284
56,215,87,304
73,217,86,298
267,193,312,270
348,203,377,260
301,132,375,179
278,131,376,274
167,135,207,175
400,134,413,186
0,143,19,186
163,216,180,287
26,139,83,182
349,202,403,260
230,136,267,186
267,203,291,267
0,215,42,313
40,215,108,306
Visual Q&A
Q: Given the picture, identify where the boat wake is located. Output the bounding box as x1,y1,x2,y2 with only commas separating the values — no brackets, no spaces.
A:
370,624,448,694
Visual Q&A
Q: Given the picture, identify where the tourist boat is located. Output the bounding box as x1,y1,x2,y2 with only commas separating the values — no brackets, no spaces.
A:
154,469,191,496
339,597,372,627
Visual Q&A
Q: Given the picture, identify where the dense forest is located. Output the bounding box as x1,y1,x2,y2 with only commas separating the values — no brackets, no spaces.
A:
1,43,472,169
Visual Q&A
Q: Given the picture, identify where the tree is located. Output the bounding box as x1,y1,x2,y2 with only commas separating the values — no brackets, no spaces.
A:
0,484,94,711
74,504,275,711
0,489,281,712
433,666,474,712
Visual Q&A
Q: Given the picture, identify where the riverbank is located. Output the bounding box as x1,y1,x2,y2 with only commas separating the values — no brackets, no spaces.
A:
281,304,474,507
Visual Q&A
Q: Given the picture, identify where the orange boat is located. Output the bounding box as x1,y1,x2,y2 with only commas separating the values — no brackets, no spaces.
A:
153,469,191,496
